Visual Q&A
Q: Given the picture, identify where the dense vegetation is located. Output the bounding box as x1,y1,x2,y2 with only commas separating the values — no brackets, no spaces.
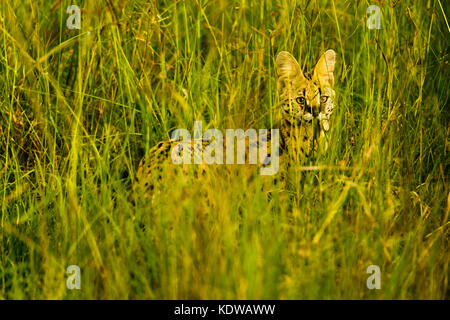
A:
0,0,448,299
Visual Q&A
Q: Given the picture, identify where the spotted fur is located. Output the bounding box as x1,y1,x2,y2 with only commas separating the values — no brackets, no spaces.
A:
277,50,336,158
134,50,336,197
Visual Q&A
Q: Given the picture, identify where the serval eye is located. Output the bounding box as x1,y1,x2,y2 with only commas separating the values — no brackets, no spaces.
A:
296,97,306,105
320,96,329,103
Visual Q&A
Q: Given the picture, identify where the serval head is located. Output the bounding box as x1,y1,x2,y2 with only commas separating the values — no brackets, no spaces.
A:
276,50,336,158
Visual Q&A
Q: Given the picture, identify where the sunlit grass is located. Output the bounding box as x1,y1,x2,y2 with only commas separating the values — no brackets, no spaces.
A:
0,0,448,299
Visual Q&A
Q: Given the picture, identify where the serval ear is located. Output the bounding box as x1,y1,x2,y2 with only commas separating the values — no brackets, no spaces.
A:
276,51,305,93
312,49,336,87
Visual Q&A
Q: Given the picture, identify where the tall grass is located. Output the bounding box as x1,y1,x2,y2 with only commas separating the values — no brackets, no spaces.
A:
0,0,448,299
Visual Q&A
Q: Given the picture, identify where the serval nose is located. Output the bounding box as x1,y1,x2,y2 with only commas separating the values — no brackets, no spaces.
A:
305,104,319,117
